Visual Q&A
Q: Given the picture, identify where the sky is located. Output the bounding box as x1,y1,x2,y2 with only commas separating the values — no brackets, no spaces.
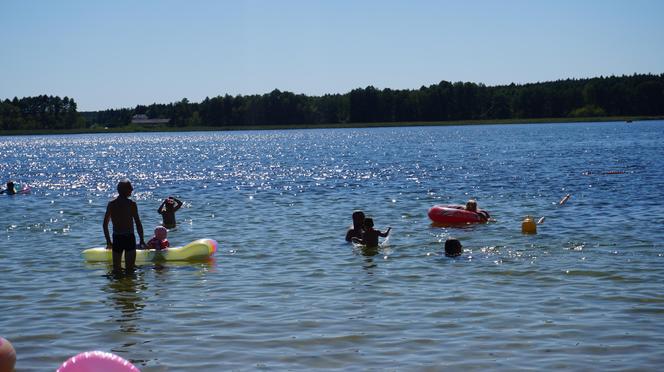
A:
1,0,663,111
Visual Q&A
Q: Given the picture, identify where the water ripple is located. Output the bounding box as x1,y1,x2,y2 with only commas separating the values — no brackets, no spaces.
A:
1,122,664,370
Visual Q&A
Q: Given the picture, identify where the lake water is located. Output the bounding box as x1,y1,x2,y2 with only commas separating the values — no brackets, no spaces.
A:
1,121,664,370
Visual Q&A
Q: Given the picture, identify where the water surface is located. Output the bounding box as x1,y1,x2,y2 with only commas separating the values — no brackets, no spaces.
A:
1,121,664,370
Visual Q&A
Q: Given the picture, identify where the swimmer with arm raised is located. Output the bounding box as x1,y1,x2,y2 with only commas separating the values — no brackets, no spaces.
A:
352,217,391,248
158,196,183,229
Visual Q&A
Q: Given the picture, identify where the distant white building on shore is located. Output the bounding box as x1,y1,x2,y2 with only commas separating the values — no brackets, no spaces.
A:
131,114,170,125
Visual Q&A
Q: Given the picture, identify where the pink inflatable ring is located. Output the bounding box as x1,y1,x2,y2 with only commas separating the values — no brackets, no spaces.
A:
57,351,139,372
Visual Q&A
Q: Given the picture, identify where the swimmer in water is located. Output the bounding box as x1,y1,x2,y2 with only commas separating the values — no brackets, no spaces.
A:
345,210,365,242
158,196,183,229
0,181,16,195
352,217,391,248
444,238,463,257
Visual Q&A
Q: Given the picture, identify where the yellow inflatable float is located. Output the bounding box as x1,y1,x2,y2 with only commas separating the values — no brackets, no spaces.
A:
83,238,218,263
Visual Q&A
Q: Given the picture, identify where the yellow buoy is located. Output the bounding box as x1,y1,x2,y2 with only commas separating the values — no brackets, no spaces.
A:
522,215,537,234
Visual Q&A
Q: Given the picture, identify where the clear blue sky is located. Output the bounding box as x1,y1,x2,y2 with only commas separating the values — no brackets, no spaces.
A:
1,0,662,111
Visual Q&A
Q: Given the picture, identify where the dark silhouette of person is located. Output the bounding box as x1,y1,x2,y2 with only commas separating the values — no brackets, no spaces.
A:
158,196,183,229
103,180,146,273
445,238,463,257
0,181,16,195
345,210,365,242
352,217,391,248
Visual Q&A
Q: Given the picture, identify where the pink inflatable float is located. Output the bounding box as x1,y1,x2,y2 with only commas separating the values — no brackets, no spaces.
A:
57,351,139,372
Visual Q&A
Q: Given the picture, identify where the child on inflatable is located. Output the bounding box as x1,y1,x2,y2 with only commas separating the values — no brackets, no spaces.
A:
158,196,183,228
465,199,490,221
465,199,478,212
352,217,391,248
345,210,365,242
147,226,170,251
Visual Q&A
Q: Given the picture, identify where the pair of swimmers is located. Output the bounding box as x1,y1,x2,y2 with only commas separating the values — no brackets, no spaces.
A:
102,180,183,273
345,210,391,248
346,210,464,257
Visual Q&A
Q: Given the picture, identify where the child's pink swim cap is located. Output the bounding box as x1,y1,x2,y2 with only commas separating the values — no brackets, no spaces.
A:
154,226,168,240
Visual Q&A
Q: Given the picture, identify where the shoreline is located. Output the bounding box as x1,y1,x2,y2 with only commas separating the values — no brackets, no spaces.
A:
1,115,662,136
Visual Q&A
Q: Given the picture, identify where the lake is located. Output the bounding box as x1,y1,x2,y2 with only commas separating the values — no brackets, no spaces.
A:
1,121,664,370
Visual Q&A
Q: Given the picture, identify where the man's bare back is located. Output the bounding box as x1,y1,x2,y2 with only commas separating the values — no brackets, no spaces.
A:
106,197,138,234
102,180,146,273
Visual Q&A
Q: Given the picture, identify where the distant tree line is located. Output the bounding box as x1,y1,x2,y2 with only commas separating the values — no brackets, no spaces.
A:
87,74,664,128
2,74,663,131
0,95,85,130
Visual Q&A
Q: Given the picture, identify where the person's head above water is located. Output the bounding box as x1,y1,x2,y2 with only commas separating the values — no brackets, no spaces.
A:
164,197,176,209
465,199,477,212
6,181,14,190
363,217,374,229
154,226,168,240
445,238,463,257
117,179,133,198
352,210,365,227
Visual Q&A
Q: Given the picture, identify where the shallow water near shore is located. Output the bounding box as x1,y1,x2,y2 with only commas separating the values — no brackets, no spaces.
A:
1,121,664,370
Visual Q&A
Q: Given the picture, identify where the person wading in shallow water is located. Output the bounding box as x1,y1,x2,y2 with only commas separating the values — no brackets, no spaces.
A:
352,217,391,248
158,196,183,229
345,210,365,242
103,180,146,274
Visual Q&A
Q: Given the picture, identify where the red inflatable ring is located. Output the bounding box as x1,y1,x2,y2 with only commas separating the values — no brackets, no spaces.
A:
428,204,490,224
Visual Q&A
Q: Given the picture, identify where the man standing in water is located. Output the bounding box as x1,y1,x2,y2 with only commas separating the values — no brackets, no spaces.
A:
103,180,146,273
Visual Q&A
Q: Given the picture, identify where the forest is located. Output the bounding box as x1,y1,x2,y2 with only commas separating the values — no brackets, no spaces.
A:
0,95,85,130
2,74,663,131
